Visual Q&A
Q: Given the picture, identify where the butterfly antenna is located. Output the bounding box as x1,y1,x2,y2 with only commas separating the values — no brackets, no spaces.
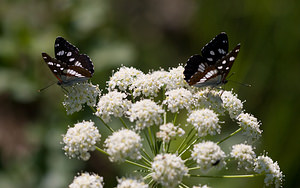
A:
227,79,251,87
38,82,56,92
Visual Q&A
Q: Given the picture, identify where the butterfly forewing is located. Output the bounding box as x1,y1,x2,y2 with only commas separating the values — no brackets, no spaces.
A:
201,32,229,64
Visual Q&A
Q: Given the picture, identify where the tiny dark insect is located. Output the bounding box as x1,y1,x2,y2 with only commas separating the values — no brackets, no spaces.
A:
183,32,240,88
212,159,220,166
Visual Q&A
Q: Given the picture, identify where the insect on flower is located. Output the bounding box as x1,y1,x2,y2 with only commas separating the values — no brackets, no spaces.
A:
183,32,240,88
41,37,94,88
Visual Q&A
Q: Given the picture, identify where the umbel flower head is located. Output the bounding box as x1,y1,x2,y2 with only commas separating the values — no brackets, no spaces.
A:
104,129,142,162
151,153,188,188
116,178,148,188
127,99,164,130
69,172,104,188
95,90,131,123
63,82,100,115
59,64,283,187
62,120,101,161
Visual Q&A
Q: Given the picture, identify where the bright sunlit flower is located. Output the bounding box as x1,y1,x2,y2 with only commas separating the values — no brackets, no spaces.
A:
104,129,142,162
191,141,226,172
230,143,256,171
127,99,165,130
166,65,190,91
187,109,221,137
69,172,104,188
151,153,188,188
108,66,144,92
163,88,193,113
193,88,225,115
237,113,263,141
193,185,211,188
156,123,185,142
62,120,101,161
116,178,148,188
221,90,243,119
63,82,100,115
95,90,131,123
254,155,283,187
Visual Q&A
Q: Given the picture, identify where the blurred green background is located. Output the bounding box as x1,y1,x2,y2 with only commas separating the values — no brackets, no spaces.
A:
0,0,299,187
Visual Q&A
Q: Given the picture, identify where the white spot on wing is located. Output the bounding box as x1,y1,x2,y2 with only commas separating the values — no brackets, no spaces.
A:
67,52,72,56
207,58,213,61
222,60,226,64
210,51,215,55
75,61,82,67
69,58,75,62
226,67,230,70
57,50,64,56
48,62,53,66
229,57,235,61
56,64,61,67
218,66,223,69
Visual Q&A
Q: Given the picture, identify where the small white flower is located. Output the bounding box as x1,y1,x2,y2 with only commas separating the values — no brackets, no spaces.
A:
116,178,148,188
151,153,188,188
193,88,225,115
130,70,169,98
237,113,263,141
127,99,165,130
230,143,256,171
166,65,190,91
63,82,100,115
104,129,142,162
221,90,243,119
69,172,104,188
193,185,211,188
108,66,144,92
95,91,131,123
62,120,101,161
163,88,193,113
156,123,185,142
254,155,283,187
191,141,226,172
187,109,221,137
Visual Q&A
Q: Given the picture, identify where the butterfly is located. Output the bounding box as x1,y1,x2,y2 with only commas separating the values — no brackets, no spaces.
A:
41,36,94,87
183,32,240,88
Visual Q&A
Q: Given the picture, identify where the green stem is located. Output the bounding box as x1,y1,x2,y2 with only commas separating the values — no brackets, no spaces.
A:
190,174,263,178
119,117,129,129
179,138,199,157
125,159,152,170
95,146,109,156
217,128,242,144
179,183,189,188
173,113,178,124
147,127,155,154
176,128,195,153
89,106,114,132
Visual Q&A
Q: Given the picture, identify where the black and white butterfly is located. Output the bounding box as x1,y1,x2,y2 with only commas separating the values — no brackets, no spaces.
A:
42,37,94,87
183,32,240,88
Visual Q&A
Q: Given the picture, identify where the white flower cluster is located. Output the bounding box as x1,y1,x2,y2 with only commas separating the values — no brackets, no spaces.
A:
127,99,164,130
116,178,148,188
62,120,101,161
95,91,131,123
166,66,190,91
254,155,283,187
104,129,142,162
108,66,144,91
193,88,225,115
192,185,211,188
151,153,188,188
63,83,100,115
191,141,226,172
237,113,263,141
156,123,185,142
187,109,221,137
130,70,169,97
163,88,193,113
221,90,244,119
69,172,104,188
230,143,256,171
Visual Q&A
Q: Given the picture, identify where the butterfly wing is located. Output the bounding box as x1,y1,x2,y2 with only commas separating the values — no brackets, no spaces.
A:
215,44,241,83
41,52,67,83
201,32,229,64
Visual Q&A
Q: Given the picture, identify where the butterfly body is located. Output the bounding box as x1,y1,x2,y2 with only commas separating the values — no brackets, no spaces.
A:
184,32,240,88
42,37,94,87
